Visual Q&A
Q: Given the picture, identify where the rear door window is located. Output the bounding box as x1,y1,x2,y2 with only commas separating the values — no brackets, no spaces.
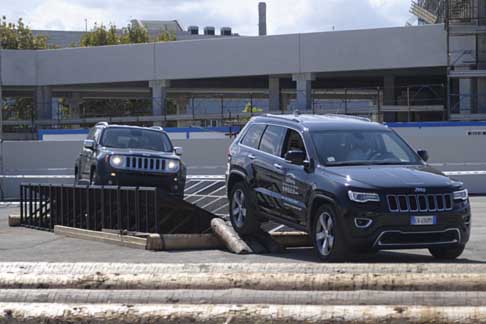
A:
241,124,266,149
259,125,286,156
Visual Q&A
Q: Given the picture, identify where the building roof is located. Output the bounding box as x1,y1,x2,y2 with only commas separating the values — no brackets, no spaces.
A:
130,19,183,32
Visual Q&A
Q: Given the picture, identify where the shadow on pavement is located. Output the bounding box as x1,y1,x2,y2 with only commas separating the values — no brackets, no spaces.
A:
267,247,486,264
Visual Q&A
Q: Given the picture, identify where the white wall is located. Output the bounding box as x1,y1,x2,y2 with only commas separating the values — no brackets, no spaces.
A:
1,25,446,86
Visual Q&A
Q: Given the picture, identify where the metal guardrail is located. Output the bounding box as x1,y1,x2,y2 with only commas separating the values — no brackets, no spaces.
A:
20,184,214,234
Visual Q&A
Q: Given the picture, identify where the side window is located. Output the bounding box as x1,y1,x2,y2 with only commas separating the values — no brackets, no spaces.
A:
259,126,286,156
87,128,96,140
281,129,306,157
94,128,103,143
241,124,266,149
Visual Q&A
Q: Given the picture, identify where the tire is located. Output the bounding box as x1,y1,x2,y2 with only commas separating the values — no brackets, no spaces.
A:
89,168,100,185
74,168,80,185
429,245,465,260
229,182,260,235
312,205,350,262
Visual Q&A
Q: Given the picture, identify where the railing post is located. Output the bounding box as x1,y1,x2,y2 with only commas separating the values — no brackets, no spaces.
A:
117,186,122,231
20,185,24,225
154,188,160,234
48,184,53,229
28,184,33,226
101,187,105,230
135,187,140,232
407,86,411,122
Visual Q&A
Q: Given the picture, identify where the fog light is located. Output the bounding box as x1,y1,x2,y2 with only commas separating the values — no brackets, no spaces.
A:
174,178,178,182
354,218,373,229
110,172,116,177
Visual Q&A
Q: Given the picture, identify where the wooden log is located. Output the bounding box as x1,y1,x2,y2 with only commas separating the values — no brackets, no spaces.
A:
211,218,253,254
1,289,486,306
2,272,486,291
271,232,311,247
1,303,486,323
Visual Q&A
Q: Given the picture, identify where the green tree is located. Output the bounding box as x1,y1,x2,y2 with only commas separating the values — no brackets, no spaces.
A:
80,24,119,46
156,30,176,42
120,23,149,44
0,16,47,49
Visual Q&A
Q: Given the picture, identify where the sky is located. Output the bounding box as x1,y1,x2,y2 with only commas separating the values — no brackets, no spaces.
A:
2,0,413,35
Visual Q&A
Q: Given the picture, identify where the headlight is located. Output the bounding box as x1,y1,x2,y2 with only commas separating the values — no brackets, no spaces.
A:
110,155,124,168
348,190,380,203
453,189,468,201
167,160,180,171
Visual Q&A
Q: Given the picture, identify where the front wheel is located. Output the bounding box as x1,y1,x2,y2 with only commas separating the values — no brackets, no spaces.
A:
89,168,101,185
429,245,465,260
229,182,260,235
312,205,349,262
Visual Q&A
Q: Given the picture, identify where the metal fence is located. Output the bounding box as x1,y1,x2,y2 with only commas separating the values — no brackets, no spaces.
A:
20,183,214,234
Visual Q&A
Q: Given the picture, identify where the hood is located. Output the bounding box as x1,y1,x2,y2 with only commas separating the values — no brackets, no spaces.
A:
324,164,457,189
100,147,178,159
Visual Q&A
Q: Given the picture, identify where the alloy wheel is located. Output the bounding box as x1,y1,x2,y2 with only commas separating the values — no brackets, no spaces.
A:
315,211,335,256
232,189,247,228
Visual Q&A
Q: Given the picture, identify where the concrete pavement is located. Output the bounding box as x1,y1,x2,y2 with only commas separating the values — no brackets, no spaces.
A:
0,197,485,263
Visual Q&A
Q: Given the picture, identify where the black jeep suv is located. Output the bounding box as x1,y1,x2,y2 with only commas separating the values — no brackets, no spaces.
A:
226,114,471,261
75,122,186,198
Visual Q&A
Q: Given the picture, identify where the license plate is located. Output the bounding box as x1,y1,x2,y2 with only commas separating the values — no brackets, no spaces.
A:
411,216,437,226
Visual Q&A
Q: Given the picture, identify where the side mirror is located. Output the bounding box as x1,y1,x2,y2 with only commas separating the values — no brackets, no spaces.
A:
285,149,306,166
417,149,429,162
174,147,183,156
83,139,96,150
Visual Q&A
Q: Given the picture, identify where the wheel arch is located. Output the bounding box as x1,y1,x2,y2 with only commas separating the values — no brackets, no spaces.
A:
227,170,246,196
307,193,338,233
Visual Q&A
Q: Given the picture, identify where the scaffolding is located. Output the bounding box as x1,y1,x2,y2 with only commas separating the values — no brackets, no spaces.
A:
445,0,486,119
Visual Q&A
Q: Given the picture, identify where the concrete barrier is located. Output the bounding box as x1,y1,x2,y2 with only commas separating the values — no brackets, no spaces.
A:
1,303,486,323
54,226,147,250
7,215,20,227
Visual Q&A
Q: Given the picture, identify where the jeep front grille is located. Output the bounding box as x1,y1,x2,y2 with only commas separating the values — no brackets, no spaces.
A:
387,193,453,213
124,156,167,172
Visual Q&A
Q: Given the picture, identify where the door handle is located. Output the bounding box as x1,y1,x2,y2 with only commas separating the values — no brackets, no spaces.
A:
273,163,283,170
248,154,256,160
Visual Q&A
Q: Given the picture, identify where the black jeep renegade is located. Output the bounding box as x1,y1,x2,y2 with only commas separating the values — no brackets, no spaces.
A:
75,122,186,198
226,114,471,261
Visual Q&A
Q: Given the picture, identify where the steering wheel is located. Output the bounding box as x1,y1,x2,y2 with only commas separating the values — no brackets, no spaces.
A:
368,151,384,161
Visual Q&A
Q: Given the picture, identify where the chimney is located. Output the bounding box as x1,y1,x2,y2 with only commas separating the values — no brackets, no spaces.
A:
258,2,267,36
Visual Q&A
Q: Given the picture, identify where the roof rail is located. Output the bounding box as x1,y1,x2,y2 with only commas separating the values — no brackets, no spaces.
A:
95,121,109,127
325,114,371,122
150,126,164,131
265,114,301,123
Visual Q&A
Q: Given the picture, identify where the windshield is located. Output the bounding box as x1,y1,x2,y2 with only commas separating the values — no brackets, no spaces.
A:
100,128,173,152
311,129,420,166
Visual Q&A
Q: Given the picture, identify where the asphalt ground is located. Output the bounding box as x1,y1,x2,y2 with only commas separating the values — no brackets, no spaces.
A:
0,197,485,264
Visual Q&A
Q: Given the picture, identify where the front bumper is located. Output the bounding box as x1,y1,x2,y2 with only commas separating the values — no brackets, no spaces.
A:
341,200,471,250
98,167,186,197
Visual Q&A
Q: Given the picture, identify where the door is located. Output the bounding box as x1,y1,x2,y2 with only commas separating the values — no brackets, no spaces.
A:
280,129,312,225
79,128,96,180
252,125,287,219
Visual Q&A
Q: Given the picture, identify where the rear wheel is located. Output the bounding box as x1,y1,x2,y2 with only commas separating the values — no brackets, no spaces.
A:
429,245,465,260
312,205,349,262
229,182,260,235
